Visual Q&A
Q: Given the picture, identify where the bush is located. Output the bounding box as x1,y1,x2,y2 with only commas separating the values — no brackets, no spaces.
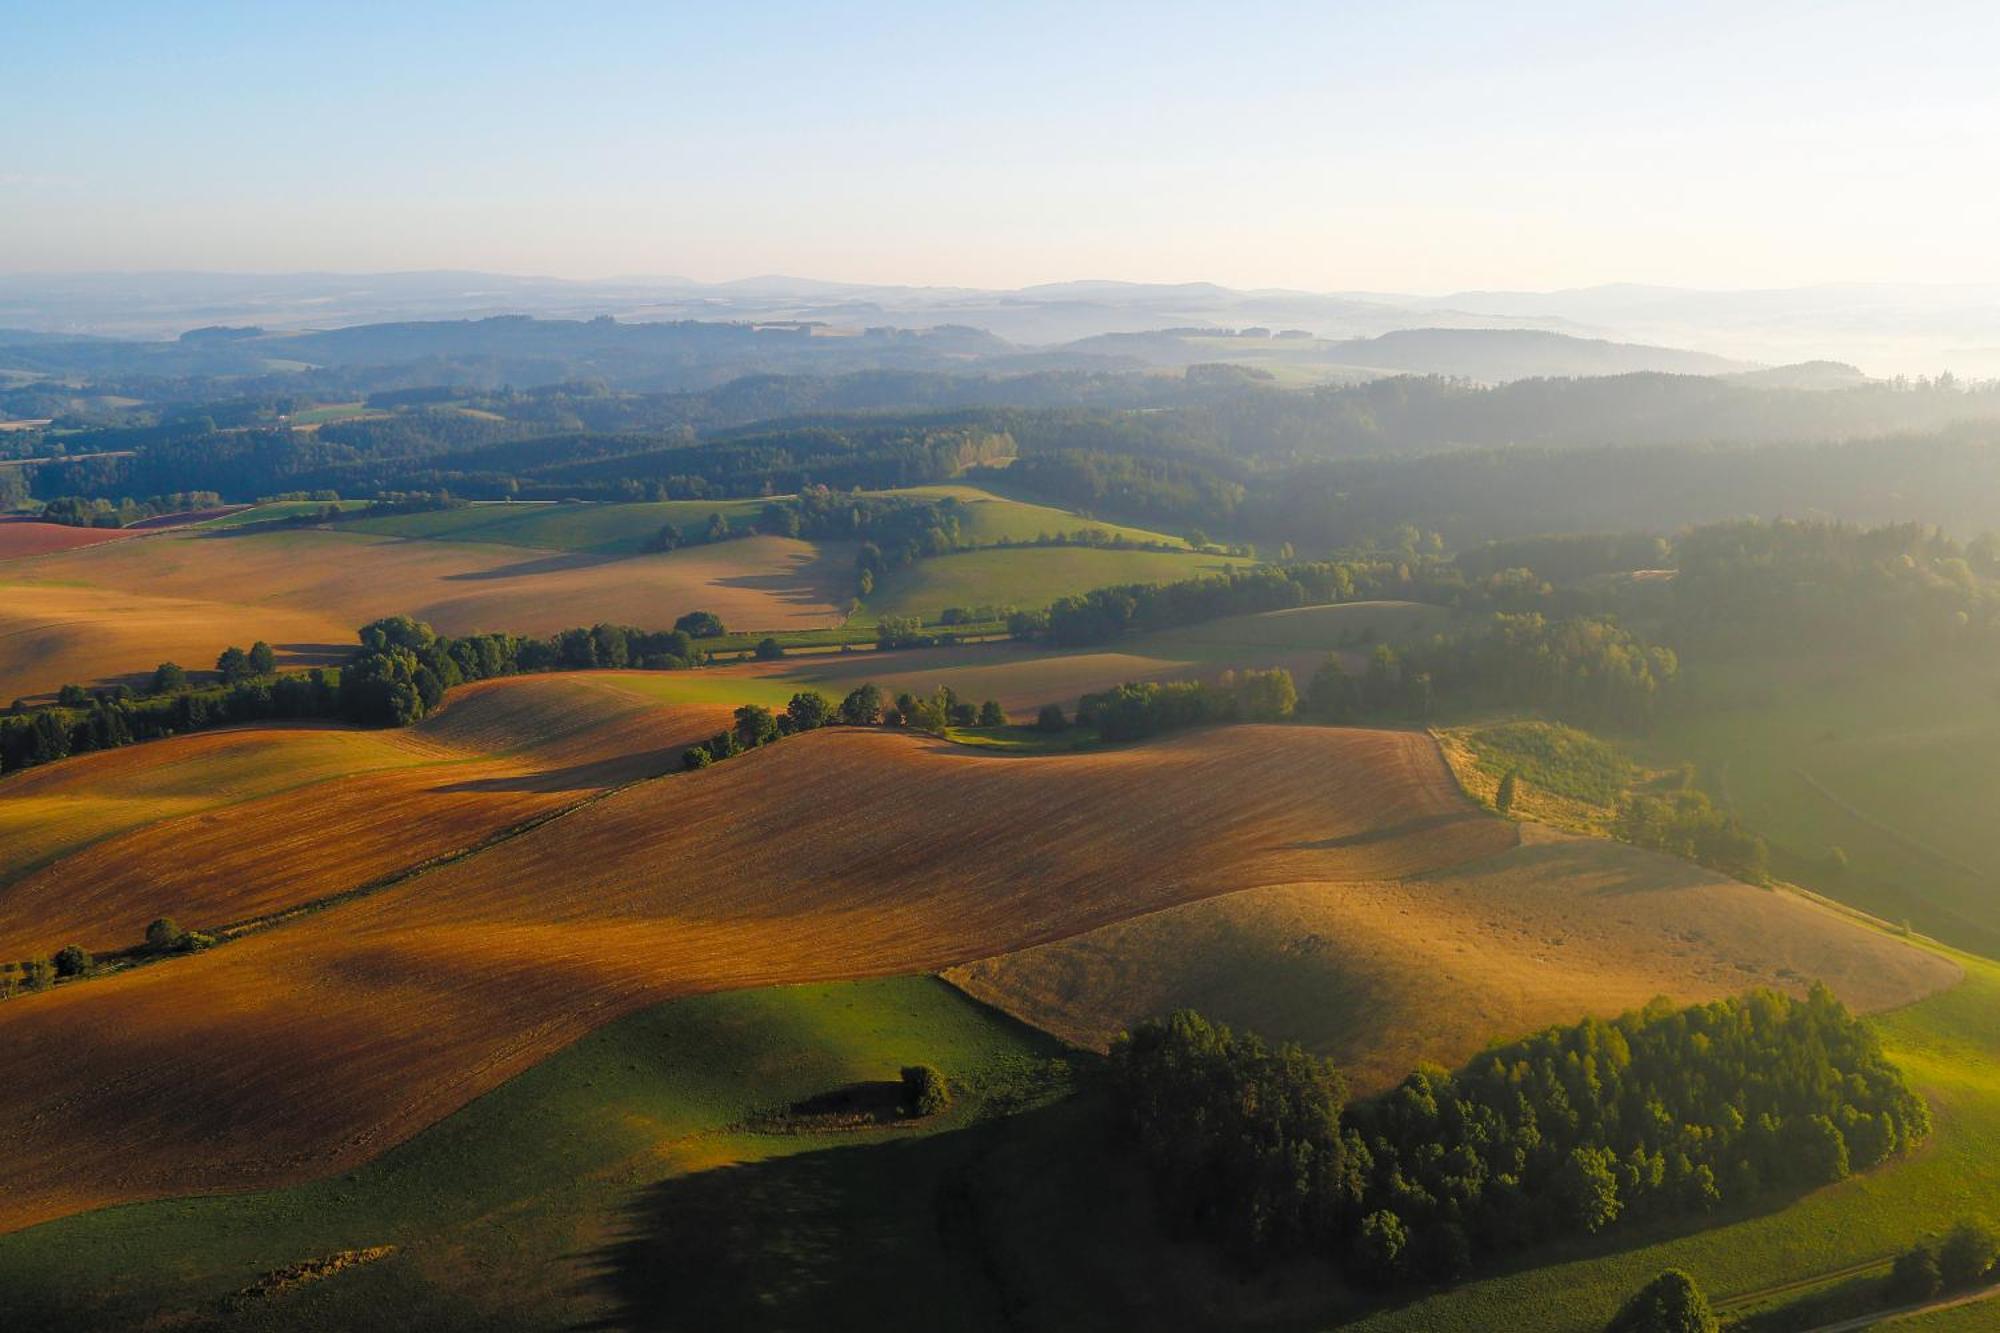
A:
1888,1243,1944,1303
1496,768,1519,813
53,944,92,978
900,1064,951,1117
1939,1220,1999,1289
18,956,53,991
1036,703,1068,732
144,917,188,953
681,744,713,770
1604,1269,1717,1333
753,637,784,661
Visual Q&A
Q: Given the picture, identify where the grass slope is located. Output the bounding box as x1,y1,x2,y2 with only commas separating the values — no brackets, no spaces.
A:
0,724,1514,1230
1645,651,2000,957
0,977,1072,1331
864,546,1255,619
340,498,771,553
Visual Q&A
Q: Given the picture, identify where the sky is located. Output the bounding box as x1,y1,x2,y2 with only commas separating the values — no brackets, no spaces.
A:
4,0,1998,293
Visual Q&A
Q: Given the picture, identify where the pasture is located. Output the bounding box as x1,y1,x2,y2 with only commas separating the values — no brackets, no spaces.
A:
1645,650,2000,957
863,545,1257,619
875,483,1189,546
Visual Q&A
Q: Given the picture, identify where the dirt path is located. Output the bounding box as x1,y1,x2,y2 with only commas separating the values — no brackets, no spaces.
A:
1796,1279,2000,1332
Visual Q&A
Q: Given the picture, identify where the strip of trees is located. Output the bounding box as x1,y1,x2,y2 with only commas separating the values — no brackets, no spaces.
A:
0,613,718,773
1111,986,1928,1288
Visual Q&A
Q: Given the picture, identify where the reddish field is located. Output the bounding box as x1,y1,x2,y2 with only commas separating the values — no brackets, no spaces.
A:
0,518,134,558
0,724,1515,1231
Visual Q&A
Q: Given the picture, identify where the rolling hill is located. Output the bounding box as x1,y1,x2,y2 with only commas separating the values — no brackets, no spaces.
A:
0,723,1516,1231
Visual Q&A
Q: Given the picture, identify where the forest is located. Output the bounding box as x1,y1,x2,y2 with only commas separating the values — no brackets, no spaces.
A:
1112,987,1928,1285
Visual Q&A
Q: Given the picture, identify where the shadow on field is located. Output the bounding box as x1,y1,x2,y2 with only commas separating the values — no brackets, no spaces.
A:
440,551,610,580
570,1128,1003,1333
1285,810,1490,851
428,752,677,793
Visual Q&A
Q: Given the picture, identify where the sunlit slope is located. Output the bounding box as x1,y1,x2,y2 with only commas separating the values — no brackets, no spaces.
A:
0,673,731,958
0,527,849,699
948,823,1959,1093
0,724,1514,1231
864,547,1255,619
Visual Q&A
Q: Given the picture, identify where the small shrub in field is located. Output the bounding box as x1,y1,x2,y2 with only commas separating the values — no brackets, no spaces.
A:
900,1064,951,1117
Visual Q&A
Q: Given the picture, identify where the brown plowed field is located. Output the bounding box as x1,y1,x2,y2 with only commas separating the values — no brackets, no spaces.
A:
0,724,1514,1231
0,674,732,958
946,823,1962,1093
0,528,849,700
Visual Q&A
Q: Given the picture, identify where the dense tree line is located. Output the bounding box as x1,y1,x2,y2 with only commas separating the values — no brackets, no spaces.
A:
1112,988,1928,1285
1303,613,1678,733
0,615,714,773
34,491,224,527
1075,669,1297,741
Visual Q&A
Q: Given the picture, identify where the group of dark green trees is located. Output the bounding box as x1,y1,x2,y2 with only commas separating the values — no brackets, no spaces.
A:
680,681,1009,770
1111,987,1928,1288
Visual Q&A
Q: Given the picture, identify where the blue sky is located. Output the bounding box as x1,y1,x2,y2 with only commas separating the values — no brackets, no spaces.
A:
4,0,1996,290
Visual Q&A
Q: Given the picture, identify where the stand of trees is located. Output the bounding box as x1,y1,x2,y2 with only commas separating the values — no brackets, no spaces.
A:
1112,987,1928,1286
0,614,712,773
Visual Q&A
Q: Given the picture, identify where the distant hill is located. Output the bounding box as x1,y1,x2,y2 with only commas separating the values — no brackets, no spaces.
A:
1725,359,1871,389
1318,328,1751,380
1060,325,1751,382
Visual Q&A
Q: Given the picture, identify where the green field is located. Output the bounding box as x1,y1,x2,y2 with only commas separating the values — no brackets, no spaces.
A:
0,977,1075,1331
340,499,774,554
1643,650,2000,957
195,500,372,529
875,484,1188,547
865,546,1255,619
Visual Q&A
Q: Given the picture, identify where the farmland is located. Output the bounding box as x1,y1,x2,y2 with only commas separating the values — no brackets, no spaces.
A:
863,545,1257,619
0,723,1518,1231
0,527,851,700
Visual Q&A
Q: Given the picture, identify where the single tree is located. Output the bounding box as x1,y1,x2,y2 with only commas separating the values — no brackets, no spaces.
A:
674,611,725,638
53,944,92,979
1036,703,1068,732
1496,768,1520,813
248,640,277,675
216,645,252,683
150,662,189,694
733,704,778,748
1604,1269,1718,1333
978,699,1005,727
753,637,784,661
145,917,187,953
785,691,834,732
838,683,883,726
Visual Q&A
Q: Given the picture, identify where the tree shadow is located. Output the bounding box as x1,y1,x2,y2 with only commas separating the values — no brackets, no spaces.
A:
426,751,677,793
570,1128,1002,1333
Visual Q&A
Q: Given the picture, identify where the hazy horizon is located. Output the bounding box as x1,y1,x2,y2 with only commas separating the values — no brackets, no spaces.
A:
8,0,1999,292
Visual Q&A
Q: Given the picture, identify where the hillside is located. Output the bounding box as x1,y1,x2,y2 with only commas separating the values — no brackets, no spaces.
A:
0,526,850,700
0,724,1514,1231
948,824,1957,1093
